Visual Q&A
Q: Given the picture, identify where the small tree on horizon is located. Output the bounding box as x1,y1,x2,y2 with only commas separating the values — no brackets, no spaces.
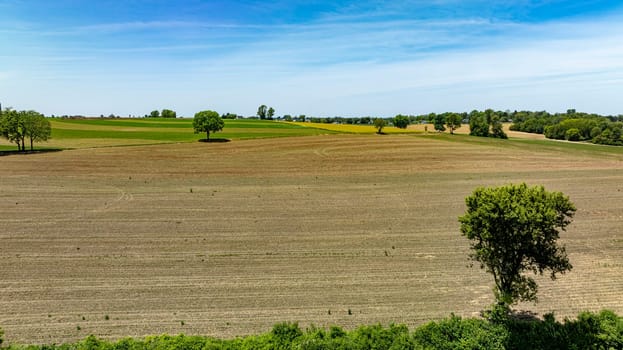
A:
459,183,575,307
373,118,387,134
193,110,224,141
267,107,275,120
257,105,267,120
161,109,177,118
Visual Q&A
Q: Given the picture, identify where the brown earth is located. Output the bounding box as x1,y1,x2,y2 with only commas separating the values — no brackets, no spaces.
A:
1,134,622,344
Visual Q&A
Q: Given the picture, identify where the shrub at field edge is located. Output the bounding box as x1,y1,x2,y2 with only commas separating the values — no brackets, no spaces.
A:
2,310,621,350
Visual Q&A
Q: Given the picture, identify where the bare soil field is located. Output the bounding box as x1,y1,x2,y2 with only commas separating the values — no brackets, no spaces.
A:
1,134,622,344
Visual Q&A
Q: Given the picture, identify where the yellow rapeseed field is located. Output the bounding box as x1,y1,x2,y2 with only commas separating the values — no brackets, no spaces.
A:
289,121,422,134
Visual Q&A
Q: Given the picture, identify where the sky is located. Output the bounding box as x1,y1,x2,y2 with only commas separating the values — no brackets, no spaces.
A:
1,0,623,118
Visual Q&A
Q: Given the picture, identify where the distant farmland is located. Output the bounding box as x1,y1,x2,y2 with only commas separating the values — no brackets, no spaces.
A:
0,118,341,150
1,125,622,344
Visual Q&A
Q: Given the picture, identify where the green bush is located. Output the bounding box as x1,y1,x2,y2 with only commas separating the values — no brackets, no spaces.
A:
565,128,581,141
414,315,507,350
271,322,303,349
5,311,622,350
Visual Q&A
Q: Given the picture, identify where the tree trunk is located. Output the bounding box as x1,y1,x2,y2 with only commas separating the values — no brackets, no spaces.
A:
206,130,210,140
30,137,34,150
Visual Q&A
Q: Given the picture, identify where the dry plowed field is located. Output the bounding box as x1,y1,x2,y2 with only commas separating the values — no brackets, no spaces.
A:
1,134,622,344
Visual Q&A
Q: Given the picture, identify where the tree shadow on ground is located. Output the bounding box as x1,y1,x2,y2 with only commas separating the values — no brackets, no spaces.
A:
198,138,231,143
509,309,541,322
0,149,63,157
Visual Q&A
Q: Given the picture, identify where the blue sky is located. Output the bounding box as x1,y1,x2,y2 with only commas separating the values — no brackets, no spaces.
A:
1,1,623,117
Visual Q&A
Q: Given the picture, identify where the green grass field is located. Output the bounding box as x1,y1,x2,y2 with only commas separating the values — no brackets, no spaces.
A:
0,118,422,151
0,118,340,149
50,118,338,143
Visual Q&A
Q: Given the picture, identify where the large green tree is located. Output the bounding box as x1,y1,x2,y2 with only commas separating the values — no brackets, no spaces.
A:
433,114,446,132
161,109,177,118
257,105,267,119
469,111,489,137
193,110,224,141
373,118,386,134
468,109,507,138
393,114,410,129
267,107,275,120
22,111,51,150
445,113,462,134
459,183,575,306
1,108,26,151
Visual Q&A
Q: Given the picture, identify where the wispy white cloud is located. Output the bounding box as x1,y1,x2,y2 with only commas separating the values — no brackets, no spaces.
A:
180,14,623,116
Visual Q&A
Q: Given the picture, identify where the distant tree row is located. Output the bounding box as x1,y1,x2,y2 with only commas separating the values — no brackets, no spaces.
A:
0,108,51,151
146,109,177,118
257,105,275,120
510,109,623,145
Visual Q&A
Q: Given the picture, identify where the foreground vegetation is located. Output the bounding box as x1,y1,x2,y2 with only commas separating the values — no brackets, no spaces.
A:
2,310,621,349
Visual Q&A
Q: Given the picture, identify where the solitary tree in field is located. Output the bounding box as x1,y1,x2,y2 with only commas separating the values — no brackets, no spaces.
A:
459,183,575,307
373,118,386,134
193,110,224,141
149,110,160,118
445,113,462,134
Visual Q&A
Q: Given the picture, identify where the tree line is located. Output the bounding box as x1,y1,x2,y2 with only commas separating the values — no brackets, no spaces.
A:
0,108,51,151
510,109,623,145
146,109,177,118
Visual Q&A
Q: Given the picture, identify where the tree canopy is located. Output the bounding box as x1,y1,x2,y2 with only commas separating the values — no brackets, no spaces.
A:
0,108,51,151
193,110,224,141
267,107,275,120
160,109,176,118
433,113,446,132
257,105,267,119
22,111,51,150
459,183,575,306
393,115,410,129
445,113,461,134
469,109,507,139
373,118,386,134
